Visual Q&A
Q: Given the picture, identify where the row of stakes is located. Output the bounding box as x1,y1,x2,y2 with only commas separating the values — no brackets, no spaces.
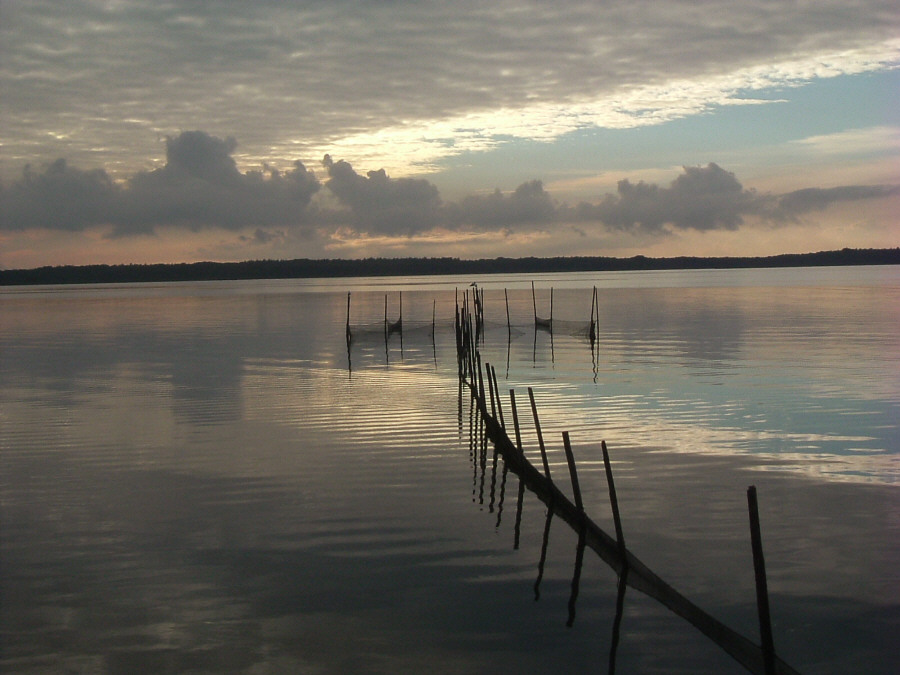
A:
453,287,796,675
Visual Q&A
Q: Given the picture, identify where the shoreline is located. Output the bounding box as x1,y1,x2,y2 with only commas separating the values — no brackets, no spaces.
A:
2,247,898,286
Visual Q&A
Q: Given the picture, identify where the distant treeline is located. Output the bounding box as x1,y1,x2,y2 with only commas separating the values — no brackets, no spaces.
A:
1,248,898,286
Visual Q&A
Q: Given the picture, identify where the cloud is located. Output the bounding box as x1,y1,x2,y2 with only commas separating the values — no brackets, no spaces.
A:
573,163,764,232
321,155,442,235
0,158,119,232
1,132,321,236
447,180,556,230
775,185,900,219
1,2,896,178
3,138,898,246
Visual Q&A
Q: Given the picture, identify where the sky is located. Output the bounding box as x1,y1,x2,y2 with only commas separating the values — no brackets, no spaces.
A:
0,0,898,269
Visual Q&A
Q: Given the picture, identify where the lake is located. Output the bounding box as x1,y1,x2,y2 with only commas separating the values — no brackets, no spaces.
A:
1,266,898,674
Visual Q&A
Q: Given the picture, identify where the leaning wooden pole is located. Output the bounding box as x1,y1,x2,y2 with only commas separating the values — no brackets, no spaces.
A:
561,431,584,513
601,440,626,559
527,386,551,480
460,372,798,674
748,486,777,675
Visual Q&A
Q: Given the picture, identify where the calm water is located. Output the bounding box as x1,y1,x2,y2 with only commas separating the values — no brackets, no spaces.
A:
1,266,898,674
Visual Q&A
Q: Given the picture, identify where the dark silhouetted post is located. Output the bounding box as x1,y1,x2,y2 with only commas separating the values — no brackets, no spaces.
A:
601,440,626,563
346,292,352,343
476,352,486,407
485,361,497,420
491,364,505,428
528,387,551,479
550,287,553,328
562,431,583,512
510,389,523,452
505,288,511,335
747,485,776,675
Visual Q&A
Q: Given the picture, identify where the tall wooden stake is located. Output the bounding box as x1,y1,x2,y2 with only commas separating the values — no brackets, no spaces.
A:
528,387,551,479
747,486,776,675
601,440,626,563
562,431,583,512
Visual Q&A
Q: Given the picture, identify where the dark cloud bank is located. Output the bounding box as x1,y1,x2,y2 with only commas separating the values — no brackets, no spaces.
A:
2,131,897,242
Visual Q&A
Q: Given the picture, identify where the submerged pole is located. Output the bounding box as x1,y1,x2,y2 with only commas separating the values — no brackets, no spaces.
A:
491,364,505,429
510,389,523,452
550,287,554,327
486,361,497,420
747,486,777,675
602,440,626,563
505,288,511,335
528,387,551,479
562,431,583,512
346,292,352,343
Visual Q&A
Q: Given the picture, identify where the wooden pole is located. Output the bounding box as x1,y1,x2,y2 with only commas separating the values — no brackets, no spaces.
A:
346,292,351,343
510,389,523,451
562,431,583,512
486,361,497,420
505,288,511,335
476,352,486,407
531,281,537,323
747,486,777,675
491,364,505,429
528,387,551,479
601,440,626,563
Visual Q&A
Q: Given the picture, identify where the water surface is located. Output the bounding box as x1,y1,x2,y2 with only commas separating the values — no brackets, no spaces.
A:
2,266,898,674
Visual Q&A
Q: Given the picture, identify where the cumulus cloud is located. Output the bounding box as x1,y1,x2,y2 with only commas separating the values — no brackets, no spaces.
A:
321,155,441,235
0,159,119,232
0,131,321,236
449,180,557,230
573,164,764,232
774,185,900,219
2,137,898,245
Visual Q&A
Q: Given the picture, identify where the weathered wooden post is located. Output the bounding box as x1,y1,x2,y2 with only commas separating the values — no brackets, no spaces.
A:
346,292,352,344
527,387,551,479
491,364,505,429
747,485,776,675
509,389,523,452
562,431,583,512
601,440,626,563
485,361,497,420
505,288,511,335
589,286,597,345
476,352,486,408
